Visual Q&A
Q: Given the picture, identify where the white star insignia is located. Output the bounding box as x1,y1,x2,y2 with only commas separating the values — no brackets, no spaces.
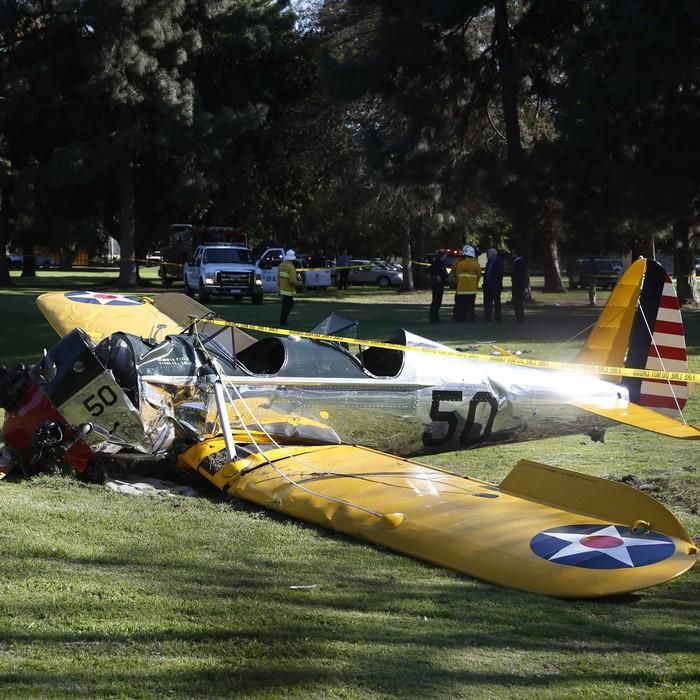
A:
68,292,142,305
542,525,670,567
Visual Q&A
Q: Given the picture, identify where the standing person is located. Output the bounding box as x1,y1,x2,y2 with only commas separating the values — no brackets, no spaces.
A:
278,249,298,326
452,245,481,322
583,256,598,306
483,247,504,322
511,249,528,322
428,252,448,322
336,249,351,290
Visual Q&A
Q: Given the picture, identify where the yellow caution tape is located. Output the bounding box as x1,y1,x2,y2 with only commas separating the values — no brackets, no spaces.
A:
204,318,700,384
126,258,376,273
118,257,182,268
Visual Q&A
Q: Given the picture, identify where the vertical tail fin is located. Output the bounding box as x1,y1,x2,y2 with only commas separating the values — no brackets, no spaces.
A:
622,261,690,414
575,258,645,368
575,258,691,416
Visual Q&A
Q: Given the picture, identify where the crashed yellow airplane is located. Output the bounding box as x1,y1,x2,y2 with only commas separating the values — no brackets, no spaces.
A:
0,258,697,597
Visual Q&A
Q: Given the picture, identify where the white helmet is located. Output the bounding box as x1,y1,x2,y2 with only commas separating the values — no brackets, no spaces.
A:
284,249,296,261
462,245,476,257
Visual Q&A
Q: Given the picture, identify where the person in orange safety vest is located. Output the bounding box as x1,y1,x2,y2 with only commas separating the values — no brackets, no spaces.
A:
452,245,481,322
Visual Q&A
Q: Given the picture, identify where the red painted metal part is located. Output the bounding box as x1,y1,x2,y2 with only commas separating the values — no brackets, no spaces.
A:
2,381,94,473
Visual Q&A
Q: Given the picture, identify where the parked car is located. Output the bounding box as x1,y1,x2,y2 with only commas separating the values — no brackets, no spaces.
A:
568,257,623,290
256,248,332,293
35,255,55,269
145,250,163,264
6,254,54,269
348,259,403,288
695,256,700,273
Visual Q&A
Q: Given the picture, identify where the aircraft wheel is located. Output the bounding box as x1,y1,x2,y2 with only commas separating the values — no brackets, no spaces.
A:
198,280,210,303
377,275,390,288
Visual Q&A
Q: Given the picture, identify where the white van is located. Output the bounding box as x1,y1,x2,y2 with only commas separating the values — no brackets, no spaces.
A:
256,248,332,293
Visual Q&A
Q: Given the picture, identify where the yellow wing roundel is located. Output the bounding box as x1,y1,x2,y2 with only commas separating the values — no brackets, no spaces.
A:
37,291,183,342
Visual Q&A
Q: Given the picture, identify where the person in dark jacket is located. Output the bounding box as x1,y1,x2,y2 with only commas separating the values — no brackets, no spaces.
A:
336,249,351,289
428,252,448,322
483,248,504,322
510,249,528,322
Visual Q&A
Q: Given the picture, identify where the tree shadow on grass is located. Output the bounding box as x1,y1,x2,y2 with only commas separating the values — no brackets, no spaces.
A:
1,481,698,698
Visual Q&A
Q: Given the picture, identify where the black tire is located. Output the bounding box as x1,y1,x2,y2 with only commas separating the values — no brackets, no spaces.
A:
377,275,390,288
252,291,263,305
184,278,194,297
198,280,210,303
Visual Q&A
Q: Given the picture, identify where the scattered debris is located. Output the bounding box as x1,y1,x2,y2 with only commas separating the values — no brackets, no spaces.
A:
105,478,199,498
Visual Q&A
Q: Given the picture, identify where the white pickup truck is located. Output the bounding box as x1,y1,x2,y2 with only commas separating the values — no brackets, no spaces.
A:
256,248,332,293
183,244,263,304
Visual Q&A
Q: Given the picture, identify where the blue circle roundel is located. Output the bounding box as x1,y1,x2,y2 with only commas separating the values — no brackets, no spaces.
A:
65,291,144,306
530,524,675,569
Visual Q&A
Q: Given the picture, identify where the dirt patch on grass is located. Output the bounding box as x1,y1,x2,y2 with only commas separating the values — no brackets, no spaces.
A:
606,468,699,515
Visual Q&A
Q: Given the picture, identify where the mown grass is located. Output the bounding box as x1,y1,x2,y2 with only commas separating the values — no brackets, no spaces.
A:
0,269,698,699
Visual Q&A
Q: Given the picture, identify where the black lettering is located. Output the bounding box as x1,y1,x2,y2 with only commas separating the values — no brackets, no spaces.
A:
459,391,498,446
97,385,117,406
422,390,462,447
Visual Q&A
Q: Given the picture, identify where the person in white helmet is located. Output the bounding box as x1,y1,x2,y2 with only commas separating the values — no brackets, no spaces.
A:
278,249,298,326
452,245,481,322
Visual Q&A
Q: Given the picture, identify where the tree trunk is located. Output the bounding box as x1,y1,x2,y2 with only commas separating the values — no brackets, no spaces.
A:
493,0,530,255
644,227,656,261
672,219,699,305
494,0,523,168
20,241,36,278
412,217,426,290
401,223,414,291
59,245,75,270
543,237,565,292
118,156,137,288
0,197,11,287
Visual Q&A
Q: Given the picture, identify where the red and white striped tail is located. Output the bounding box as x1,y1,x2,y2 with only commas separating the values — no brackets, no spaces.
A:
638,276,690,414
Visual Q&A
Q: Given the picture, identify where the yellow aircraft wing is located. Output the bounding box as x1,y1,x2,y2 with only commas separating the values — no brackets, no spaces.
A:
178,438,696,598
573,400,700,439
37,291,184,343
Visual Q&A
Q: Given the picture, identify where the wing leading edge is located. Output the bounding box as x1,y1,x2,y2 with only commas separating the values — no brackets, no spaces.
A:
37,291,183,342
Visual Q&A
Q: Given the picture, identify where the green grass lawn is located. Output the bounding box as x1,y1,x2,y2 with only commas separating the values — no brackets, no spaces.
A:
0,269,698,699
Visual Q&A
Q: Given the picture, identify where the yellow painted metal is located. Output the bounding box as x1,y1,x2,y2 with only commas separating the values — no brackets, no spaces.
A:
573,401,700,439
499,460,691,540
177,437,696,598
37,291,182,342
575,259,645,368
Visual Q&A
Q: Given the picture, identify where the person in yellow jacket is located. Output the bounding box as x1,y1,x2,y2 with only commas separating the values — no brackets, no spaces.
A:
452,245,481,322
278,249,299,326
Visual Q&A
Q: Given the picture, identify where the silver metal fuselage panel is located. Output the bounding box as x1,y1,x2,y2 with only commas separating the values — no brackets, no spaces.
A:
142,333,627,456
